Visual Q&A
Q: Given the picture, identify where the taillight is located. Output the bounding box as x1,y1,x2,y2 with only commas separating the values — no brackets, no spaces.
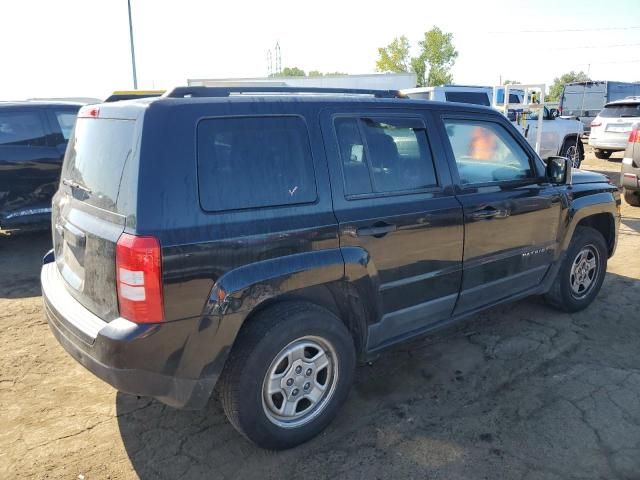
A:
629,127,640,143
78,106,100,118
591,121,602,128
116,233,164,323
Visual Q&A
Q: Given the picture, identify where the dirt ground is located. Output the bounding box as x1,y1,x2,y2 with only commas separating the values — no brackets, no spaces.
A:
2,148,639,480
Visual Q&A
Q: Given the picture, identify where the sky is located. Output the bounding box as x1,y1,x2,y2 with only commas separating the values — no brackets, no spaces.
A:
1,0,639,100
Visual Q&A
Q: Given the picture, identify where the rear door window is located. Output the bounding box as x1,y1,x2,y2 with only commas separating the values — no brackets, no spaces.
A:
0,110,48,146
335,117,438,196
444,91,491,106
197,116,317,212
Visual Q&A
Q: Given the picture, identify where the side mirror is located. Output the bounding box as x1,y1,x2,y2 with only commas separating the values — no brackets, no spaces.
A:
550,108,560,119
546,156,572,185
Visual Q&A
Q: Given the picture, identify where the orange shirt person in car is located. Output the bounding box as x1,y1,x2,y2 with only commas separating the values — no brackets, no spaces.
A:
468,126,497,161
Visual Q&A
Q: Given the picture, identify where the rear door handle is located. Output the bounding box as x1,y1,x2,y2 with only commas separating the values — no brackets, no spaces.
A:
470,207,510,220
356,223,397,238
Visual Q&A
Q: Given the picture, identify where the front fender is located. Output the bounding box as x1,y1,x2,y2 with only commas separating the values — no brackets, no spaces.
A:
561,188,620,254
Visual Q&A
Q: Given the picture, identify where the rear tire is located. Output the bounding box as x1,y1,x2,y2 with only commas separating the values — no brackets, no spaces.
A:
594,149,612,160
560,138,583,168
624,189,640,207
545,226,608,313
218,301,356,450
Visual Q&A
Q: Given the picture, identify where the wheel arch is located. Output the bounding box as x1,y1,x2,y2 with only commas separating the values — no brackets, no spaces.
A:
204,247,381,359
560,134,584,159
563,194,619,258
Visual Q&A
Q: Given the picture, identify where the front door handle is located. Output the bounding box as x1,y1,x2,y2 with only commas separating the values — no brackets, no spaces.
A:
470,207,510,220
357,222,397,238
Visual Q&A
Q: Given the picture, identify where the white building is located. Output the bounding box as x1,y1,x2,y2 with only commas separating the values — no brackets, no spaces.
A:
187,73,417,90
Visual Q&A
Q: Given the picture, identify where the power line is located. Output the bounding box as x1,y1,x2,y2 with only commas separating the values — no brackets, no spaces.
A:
555,42,640,50
489,25,640,34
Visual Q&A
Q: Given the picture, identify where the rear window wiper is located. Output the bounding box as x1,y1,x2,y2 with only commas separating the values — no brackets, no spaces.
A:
62,178,92,194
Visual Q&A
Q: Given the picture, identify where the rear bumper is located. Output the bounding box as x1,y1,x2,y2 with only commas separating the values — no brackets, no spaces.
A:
621,159,640,191
588,137,628,151
41,260,223,409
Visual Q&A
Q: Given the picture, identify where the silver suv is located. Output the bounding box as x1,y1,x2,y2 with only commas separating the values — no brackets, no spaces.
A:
589,97,640,160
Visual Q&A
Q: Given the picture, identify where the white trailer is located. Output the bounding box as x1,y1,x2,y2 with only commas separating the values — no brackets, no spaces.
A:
187,73,417,91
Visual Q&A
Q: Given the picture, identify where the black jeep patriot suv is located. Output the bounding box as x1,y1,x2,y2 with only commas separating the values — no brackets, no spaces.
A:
42,87,620,449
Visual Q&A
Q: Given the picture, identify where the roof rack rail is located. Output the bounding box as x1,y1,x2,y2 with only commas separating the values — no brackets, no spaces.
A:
164,86,405,99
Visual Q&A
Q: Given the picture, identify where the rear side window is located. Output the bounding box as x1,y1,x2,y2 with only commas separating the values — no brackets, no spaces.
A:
62,118,135,210
335,117,438,196
444,91,491,106
600,104,640,118
197,116,317,212
444,119,533,185
0,110,48,146
53,110,78,140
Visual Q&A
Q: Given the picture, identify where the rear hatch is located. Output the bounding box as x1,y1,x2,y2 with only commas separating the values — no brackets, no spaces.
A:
594,102,640,143
52,105,141,321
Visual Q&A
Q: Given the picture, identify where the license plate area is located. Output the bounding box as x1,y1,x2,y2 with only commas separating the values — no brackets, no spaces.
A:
57,221,86,292
606,123,632,133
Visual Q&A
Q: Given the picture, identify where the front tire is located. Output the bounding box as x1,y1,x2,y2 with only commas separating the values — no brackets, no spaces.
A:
219,302,356,449
594,149,612,160
624,189,640,207
560,138,583,168
545,226,608,312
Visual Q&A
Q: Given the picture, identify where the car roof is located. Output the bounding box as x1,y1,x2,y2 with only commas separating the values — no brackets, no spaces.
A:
89,90,499,121
604,96,640,107
0,100,84,109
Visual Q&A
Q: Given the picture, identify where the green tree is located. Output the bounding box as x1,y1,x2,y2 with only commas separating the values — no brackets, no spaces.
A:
548,70,591,101
416,26,458,86
376,36,411,73
323,71,347,76
503,79,520,85
273,66,305,77
410,57,427,88
377,28,458,87
307,70,324,77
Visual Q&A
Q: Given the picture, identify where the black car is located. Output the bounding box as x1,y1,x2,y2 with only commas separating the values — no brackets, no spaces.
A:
0,101,82,230
41,87,620,449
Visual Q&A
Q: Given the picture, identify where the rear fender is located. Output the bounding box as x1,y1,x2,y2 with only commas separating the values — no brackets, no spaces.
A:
202,246,381,358
204,249,345,318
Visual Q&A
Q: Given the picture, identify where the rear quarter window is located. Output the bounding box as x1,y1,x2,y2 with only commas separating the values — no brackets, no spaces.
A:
197,116,317,212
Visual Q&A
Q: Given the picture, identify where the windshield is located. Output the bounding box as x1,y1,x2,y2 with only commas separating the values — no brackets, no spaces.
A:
600,103,640,118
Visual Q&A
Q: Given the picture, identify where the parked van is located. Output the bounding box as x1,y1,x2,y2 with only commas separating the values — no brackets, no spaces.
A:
559,81,640,135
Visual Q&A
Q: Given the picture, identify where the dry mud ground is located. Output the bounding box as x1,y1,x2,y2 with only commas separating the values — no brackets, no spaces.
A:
1,149,639,479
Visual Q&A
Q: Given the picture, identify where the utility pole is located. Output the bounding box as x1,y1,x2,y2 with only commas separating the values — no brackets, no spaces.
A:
127,0,138,89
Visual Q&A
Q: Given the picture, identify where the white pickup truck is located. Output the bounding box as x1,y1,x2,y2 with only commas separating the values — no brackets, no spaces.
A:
402,86,585,167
